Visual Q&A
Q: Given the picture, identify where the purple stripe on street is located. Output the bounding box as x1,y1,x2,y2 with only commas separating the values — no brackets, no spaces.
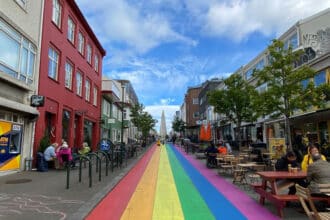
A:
175,145,280,220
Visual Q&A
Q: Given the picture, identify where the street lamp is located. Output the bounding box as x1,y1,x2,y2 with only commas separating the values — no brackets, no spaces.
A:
121,84,125,145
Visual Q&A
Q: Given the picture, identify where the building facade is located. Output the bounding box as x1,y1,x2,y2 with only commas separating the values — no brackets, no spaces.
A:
218,8,330,153
0,0,44,172
101,79,139,145
184,86,202,142
34,0,106,157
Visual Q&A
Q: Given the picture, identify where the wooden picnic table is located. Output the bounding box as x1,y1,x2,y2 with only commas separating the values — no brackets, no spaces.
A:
253,171,307,217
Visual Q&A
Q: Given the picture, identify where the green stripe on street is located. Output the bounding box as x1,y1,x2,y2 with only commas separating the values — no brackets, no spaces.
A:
166,145,215,220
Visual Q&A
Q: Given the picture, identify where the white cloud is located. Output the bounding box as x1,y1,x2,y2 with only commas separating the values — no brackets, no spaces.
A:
202,0,330,41
76,0,196,54
145,105,180,134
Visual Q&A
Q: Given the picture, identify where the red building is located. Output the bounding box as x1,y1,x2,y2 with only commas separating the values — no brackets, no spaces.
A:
34,0,106,156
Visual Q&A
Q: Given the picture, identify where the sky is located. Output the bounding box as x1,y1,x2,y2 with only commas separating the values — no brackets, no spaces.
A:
75,0,330,133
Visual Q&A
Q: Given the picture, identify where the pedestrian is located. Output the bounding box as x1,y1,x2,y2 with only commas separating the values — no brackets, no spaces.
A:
44,142,59,169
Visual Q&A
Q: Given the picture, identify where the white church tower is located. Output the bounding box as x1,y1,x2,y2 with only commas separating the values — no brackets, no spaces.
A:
159,110,167,139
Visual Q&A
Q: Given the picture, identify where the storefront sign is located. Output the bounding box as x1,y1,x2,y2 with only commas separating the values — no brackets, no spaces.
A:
30,95,45,107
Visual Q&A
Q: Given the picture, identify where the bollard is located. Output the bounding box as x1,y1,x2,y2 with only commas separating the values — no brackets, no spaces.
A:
24,157,33,171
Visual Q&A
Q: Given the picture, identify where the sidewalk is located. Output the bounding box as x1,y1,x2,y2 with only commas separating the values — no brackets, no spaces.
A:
0,150,145,220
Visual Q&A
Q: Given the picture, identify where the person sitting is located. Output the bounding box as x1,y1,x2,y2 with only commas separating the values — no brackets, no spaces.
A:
306,152,330,197
79,142,91,155
217,141,227,155
57,142,73,168
44,143,59,169
301,144,326,172
275,151,307,194
205,142,218,168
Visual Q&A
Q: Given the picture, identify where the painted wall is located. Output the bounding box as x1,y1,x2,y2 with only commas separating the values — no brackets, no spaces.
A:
34,0,105,157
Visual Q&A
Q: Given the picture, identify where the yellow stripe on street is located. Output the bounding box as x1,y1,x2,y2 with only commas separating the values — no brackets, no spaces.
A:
152,145,184,220
121,147,161,220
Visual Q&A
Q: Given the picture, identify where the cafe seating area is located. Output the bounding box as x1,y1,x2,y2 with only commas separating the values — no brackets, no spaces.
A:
188,145,330,219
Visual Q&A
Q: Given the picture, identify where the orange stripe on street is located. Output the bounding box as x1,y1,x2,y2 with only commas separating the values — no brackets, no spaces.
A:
120,147,161,219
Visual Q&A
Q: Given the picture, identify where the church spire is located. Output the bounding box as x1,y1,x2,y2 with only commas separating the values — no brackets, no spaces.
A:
159,110,167,138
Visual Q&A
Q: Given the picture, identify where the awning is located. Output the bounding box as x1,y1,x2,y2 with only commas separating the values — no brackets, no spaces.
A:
0,96,39,118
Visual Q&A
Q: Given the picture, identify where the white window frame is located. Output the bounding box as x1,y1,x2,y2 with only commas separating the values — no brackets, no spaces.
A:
85,79,91,101
93,86,98,106
87,44,92,64
76,71,82,96
78,32,85,55
0,18,36,84
94,55,99,72
67,17,75,44
102,100,111,116
52,0,62,27
48,47,59,80
65,61,73,89
192,98,198,104
15,0,27,9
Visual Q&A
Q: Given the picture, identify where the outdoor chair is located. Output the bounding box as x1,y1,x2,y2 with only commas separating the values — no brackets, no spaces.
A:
247,164,266,185
295,184,330,220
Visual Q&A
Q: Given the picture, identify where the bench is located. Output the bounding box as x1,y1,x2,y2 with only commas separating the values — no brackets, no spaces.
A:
296,184,330,220
254,186,330,217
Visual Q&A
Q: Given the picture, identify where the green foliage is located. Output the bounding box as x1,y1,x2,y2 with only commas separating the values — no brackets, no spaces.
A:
172,116,185,133
253,40,320,118
253,39,330,148
130,104,156,141
208,74,257,125
38,133,51,153
208,74,257,146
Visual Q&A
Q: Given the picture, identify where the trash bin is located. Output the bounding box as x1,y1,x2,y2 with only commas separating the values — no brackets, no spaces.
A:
24,157,33,171
36,152,48,172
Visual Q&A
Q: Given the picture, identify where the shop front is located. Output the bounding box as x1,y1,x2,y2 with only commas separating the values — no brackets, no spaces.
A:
0,120,23,171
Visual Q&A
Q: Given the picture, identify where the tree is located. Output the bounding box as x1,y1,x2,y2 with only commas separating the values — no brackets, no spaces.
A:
208,74,257,148
172,116,185,136
130,104,156,142
253,39,330,149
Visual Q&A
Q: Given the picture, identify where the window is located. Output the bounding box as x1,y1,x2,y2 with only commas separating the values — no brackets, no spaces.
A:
85,79,90,101
52,0,62,27
284,32,298,50
87,44,92,64
93,86,98,106
94,55,99,72
193,112,199,118
113,105,118,119
65,61,73,89
67,17,75,44
78,32,85,55
245,68,253,80
102,100,111,116
0,18,36,84
192,98,198,104
48,47,59,80
15,0,27,9
62,110,71,141
255,59,265,70
314,70,326,87
76,71,82,96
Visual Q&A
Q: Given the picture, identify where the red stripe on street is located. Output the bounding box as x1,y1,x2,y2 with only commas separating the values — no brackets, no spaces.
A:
86,145,156,220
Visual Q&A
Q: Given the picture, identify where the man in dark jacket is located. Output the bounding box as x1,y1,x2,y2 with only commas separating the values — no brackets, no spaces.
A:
275,151,306,194
275,151,299,171
205,142,218,168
